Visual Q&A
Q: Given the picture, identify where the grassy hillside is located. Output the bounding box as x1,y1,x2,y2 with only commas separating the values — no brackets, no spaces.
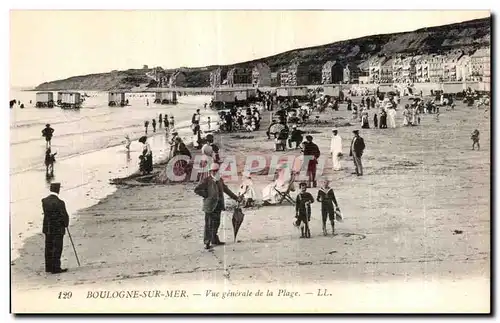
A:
35,17,491,91
35,69,154,91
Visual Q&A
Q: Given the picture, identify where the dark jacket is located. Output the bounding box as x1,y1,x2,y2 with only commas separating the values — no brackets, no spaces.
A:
317,188,339,209
349,136,365,157
295,192,314,216
42,127,54,138
41,194,69,235
302,141,321,159
290,129,305,142
194,176,239,213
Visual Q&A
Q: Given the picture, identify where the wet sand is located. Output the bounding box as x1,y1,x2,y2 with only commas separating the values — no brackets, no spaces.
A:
11,98,490,313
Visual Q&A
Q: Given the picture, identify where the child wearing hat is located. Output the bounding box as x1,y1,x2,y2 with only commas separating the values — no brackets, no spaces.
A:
294,182,314,238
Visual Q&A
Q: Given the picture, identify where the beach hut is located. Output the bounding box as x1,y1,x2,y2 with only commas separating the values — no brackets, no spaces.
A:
211,88,249,109
323,85,342,99
108,91,126,106
35,92,54,108
154,91,178,104
276,86,309,101
57,91,81,109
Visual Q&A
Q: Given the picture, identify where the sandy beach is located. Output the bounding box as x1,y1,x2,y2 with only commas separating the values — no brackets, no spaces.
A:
11,97,490,313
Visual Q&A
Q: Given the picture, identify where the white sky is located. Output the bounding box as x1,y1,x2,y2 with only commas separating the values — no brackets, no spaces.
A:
9,10,490,87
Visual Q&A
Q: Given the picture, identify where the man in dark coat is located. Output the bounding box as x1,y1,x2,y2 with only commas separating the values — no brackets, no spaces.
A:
288,125,305,149
302,135,321,188
349,130,366,176
194,163,241,250
41,183,69,274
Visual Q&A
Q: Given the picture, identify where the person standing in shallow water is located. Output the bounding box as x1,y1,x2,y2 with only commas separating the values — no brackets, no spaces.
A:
42,124,54,148
152,119,157,133
144,120,149,134
138,136,153,174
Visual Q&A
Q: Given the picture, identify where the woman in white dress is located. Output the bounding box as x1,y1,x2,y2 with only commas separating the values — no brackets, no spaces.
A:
402,105,410,126
385,99,397,128
239,171,256,207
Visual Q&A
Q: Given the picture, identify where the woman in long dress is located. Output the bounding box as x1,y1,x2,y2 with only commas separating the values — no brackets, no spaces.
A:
361,109,370,129
402,105,410,126
387,108,396,128
172,137,192,176
138,136,153,174
239,171,256,207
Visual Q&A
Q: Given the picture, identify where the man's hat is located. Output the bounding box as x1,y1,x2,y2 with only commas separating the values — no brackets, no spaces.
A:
353,130,359,134
46,124,50,127
50,183,61,192
332,128,338,132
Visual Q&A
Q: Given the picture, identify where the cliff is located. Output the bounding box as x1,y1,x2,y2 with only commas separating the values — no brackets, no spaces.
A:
34,16,491,91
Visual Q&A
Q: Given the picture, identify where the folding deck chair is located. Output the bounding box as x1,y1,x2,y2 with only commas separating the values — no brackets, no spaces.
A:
274,171,297,205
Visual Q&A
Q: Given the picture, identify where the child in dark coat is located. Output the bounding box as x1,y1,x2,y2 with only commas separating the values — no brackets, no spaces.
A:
294,182,314,238
471,129,480,150
316,179,341,236
44,148,57,176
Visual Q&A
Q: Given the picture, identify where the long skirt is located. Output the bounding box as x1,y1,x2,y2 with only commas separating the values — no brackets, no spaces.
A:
143,154,153,173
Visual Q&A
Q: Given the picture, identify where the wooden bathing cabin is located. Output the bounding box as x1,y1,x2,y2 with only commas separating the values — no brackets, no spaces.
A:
275,86,309,101
57,91,82,109
154,90,178,104
35,92,54,108
322,84,344,100
211,88,258,109
108,91,126,107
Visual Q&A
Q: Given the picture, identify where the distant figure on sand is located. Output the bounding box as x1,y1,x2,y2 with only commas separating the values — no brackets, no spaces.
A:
471,129,480,150
42,124,54,148
164,114,169,128
207,117,211,130
124,135,131,151
330,129,342,171
169,116,175,128
159,114,163,126
44,148,57,177
152,119,157,133
144,120,149,134
349,130,365,176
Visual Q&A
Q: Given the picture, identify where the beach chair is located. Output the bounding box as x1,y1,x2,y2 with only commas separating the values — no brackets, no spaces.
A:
275,171,297,205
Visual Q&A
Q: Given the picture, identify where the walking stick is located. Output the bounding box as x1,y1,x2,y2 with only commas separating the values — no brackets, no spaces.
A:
304,201,311,238
67,228,81,267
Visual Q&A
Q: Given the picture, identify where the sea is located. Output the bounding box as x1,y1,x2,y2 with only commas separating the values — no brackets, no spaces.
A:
9,90,216,259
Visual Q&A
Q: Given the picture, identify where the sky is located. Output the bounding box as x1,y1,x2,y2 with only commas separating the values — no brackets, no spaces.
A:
9,10,490,87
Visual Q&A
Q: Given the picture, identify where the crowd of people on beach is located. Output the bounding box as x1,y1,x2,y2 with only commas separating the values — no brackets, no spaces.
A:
36,84,489,272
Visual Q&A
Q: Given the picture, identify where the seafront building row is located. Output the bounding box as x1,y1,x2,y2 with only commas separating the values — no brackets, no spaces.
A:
146,46,490,89
211,46,490,87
